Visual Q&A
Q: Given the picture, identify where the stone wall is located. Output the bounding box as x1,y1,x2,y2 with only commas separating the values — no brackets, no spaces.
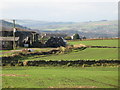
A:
2,59,120,66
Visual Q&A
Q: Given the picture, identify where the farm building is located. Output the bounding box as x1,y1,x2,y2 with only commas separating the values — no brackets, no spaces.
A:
0,26,40,49
45,37,67,48
0,37,19,49
15,29,39,47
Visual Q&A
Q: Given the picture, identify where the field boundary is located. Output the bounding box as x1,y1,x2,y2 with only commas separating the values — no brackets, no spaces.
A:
67,38,120,42
87,46,119,48
2,59,120,66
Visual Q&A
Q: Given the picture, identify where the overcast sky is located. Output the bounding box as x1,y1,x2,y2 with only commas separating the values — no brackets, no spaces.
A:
0,0,119,22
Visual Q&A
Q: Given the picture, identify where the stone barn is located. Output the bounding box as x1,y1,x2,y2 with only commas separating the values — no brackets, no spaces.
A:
45,37,67,48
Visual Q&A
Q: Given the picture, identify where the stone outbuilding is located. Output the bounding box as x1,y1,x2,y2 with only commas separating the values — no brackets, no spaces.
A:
45,37,67,48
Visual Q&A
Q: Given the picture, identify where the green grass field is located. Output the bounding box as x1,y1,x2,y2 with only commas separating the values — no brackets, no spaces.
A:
2,39,119,88
23,48,118,61
2,66,118,88
68,39,118,47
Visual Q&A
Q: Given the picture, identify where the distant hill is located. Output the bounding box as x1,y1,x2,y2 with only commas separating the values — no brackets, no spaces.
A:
0,20,34,32
13,20,75,30
0,20,31,30
12,20,117,31
3,19,118,38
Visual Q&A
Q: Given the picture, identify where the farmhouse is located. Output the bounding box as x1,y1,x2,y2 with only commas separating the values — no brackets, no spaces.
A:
15,29,39,47
0,26,40,49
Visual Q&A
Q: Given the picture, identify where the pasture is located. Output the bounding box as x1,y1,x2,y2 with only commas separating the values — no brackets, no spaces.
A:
11,39,118,61
2,39,119,88
68,39,118,47
23,48,118,61
2,66,118,88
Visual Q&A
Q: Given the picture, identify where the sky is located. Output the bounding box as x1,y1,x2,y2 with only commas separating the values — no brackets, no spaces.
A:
0,0,119,22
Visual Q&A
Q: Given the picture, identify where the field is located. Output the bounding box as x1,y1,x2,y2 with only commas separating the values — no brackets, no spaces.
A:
2,66,118,88
2,39,119,88
23,48,118,61
5,39,116,61
68,39,118,47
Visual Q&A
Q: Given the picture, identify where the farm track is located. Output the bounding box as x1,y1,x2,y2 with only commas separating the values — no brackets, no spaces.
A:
2,48,55,54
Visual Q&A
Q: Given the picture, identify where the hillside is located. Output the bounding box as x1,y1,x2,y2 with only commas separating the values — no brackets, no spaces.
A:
3,19,118,38
13,20,117,31
0,20,34,32
0,20,31,30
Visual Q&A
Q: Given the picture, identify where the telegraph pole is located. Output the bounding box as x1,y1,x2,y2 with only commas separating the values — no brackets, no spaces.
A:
13,20,16,50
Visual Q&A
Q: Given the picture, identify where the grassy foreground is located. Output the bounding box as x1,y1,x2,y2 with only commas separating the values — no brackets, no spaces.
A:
2,66,118,88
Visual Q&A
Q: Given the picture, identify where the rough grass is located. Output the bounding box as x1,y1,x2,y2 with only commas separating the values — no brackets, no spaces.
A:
23,48,118,61
2,66,118,88
68,39,118,47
